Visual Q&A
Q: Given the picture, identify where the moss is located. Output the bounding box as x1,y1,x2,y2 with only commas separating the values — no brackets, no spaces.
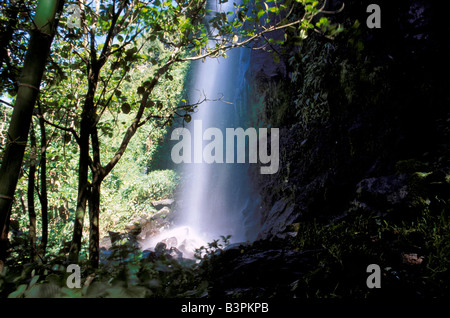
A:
248,77,292,128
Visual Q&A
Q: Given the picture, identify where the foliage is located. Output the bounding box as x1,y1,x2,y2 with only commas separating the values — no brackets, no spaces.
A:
292,206,450,298
0,0,346,293
0,0,38,97
194,235,231,260
101,169,180,234
0,234,235,298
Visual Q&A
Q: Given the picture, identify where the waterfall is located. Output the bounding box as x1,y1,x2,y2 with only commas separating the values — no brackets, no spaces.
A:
142,0,262,257
178,46,252,244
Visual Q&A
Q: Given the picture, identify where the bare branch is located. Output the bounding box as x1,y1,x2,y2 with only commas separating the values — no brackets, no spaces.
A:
0,99,14,108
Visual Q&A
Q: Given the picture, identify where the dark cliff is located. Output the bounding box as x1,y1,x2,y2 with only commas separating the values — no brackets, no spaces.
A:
250,0,449,239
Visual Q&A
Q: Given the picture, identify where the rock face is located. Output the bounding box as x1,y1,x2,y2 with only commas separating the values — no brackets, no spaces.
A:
207,241,321,297
248,0,450,240
257,198,296,240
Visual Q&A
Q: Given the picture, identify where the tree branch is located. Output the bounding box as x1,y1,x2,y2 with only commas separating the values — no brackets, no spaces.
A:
35,113,80,145
177,2,345,62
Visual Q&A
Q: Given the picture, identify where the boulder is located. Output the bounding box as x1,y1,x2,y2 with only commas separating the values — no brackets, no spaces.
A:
125,206,173,242
125,217,150,235
151,199,175,211
151,206,171,221
136,221,162,241
353,174,410,214
351,170,449,219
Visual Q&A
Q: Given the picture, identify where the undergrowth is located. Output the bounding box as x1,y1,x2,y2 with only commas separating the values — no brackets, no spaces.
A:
292,208,450,299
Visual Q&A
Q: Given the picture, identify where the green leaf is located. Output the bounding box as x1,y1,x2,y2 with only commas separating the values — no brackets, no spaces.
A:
272,54,280,63
8,284,27,298
268,7,279,13
238,10,246,22
184,114,191,123
257,10,265,19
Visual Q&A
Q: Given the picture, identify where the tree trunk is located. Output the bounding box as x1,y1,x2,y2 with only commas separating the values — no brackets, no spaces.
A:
0,0,62,264
0,215,10,268
27,124,37,261
67,131,90,263
68,65,99,263
88,180,101,268
88,124,103,268
37,112,48,255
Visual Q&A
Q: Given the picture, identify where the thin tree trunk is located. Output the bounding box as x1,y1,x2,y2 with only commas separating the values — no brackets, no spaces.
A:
89,125,103,268
0,214,10,268
68,67,99,263
88,180,101,268
0,0,62,264
37,112,48,255
27,124,37,261
67,130,90,263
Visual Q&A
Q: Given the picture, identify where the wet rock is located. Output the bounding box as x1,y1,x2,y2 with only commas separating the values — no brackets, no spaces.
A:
144,242,184,260
168,247,183,259
125,217,150,235
136,222,161,241
208,242,320,297
257,198,297,240
135,209,172,243
161,236,178,249
154,242,167,256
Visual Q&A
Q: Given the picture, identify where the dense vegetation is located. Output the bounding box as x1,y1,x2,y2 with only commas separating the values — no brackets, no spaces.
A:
0,0,448,301
0,0,345,298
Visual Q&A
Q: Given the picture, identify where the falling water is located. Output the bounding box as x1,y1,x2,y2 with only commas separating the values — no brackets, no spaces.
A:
178,47,252,243
142,0,262,257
